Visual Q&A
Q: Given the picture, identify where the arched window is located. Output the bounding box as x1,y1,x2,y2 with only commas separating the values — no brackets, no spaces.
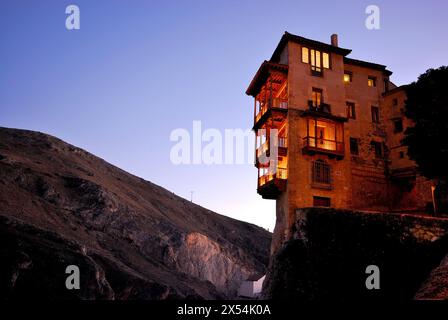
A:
312,160,332,186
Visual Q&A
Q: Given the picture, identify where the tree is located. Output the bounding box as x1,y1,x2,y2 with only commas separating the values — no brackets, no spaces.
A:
402,66,448,213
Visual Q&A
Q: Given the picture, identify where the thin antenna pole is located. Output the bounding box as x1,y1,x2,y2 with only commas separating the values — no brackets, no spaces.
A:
190,191,194,202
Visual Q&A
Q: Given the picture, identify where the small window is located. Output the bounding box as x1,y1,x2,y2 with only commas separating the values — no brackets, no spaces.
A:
368,76,376,87
371,106,380,123
323,53,330,69
350,138,359,155
302,47,309,63
393,98,398,106
310,49,322,75
346,102,356,119
399,151,405,159
343,71,352,83
393,119,403,133
371,141,383,159
312,160,331,185
313,196,331,207
312,88,323,107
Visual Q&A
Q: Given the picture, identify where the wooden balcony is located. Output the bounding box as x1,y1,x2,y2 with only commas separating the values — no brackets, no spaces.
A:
302,137,345,159
253,98,288,130
257,167,287,199
255,137,287,167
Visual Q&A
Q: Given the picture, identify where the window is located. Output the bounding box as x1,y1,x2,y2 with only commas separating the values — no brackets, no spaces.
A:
368,76,376,87
312,160,332,186
313,196,331,207
371,106,380,123
310,49,322,74
350,138,359,155
302,47,330,75
312,88,323,107
371,141,383,159
302,47,309,63
393,98,398,106
399,151,405,159
393,119,403,133
343,71,352,83
323,53,330,69
305,118,344,153
346,102,356,119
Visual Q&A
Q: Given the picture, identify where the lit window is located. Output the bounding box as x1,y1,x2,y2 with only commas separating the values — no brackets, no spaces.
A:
344,72,352,83
302,47,309,63
368,76,376,87
302,47,330,75
323,53,330,69
312,88,323,107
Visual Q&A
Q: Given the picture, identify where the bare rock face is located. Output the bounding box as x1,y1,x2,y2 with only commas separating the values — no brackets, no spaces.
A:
0,127,271,299
173,232,254,296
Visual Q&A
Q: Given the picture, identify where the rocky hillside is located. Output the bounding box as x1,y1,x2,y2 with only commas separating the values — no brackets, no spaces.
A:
263,208,448,300
0,127,271,299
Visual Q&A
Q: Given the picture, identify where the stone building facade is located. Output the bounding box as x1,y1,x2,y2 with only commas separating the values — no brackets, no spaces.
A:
246,32,434,251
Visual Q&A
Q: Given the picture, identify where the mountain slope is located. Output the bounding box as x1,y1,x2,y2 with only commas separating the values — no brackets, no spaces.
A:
0,127,271,299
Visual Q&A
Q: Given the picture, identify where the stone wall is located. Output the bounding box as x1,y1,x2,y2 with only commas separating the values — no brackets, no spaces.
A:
263,208,448,300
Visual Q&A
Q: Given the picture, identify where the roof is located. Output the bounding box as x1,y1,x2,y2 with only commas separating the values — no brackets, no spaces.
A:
382,84,409,97
246,61,288,96
344,57,393,76
271,31,352,62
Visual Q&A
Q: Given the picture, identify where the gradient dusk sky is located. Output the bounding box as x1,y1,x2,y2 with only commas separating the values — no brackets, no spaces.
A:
1,0,447,230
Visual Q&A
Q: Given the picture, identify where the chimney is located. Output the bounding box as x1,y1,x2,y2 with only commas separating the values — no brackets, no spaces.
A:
331,34,338,47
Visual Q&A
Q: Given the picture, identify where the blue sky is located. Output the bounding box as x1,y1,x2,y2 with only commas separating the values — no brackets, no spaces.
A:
1,0,447,230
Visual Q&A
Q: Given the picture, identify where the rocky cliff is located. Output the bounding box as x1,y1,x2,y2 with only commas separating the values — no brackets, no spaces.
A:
0,127,271,299
263,207,448,300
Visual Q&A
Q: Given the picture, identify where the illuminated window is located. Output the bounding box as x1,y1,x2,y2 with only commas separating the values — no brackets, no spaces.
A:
323,53,330,69
368,76,376,87
302,47,330,75
302,47,309,63
344,71,352,83
371,106,380,123
312,88,323,107
346,102,356,119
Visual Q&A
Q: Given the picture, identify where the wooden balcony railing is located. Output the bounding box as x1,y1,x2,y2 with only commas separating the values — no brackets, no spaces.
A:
302,137,344,157
256,137,288,160
307,100,331,114
254,98,288,125
258,167,288,187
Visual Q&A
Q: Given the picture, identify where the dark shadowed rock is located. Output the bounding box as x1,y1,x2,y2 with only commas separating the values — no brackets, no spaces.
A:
0,127,271,299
